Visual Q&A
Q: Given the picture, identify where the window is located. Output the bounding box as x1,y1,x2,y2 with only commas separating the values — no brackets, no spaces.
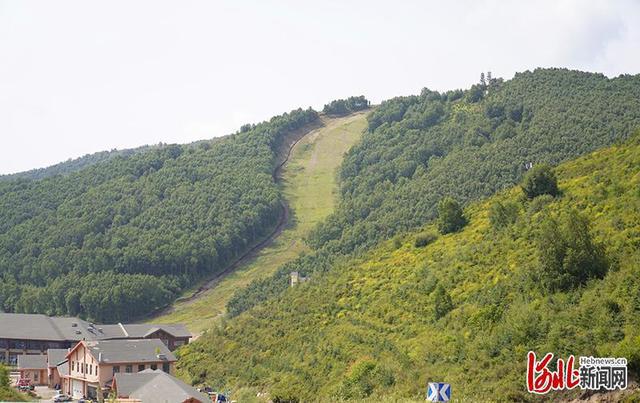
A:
150,364,157,370
71,361,75,371
89,365,92,375
138,365,145,372
175,340,185,347
84,363,88,373
9,340,25,349
162,363,170,373
34,372,38,381
27,341,41,350
113,366,120,374
125,365,132,373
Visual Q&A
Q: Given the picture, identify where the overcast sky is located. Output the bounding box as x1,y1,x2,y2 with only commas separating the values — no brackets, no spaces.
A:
1,0,639,174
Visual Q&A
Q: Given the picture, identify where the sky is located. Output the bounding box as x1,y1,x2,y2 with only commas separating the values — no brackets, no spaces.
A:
1,0,639,174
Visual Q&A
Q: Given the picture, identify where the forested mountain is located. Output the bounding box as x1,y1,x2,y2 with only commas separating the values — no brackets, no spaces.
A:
227,68,640,317
178,134,640,401
0,108,318,322
0,145,154,181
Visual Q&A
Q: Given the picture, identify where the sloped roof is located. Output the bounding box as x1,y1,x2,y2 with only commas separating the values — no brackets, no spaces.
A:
57,361,69,377
0,313,65,341
116,324,192,339
115,370,209,403
81,339,176,364
17,354,47,370
47,349,69,367
0,313,190,342
50,316,102,341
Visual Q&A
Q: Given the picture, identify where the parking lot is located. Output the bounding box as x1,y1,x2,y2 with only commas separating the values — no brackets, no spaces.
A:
32,386,60,402
9,373,70,402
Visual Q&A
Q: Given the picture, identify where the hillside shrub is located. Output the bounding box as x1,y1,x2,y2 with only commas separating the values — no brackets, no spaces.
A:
437,197,467,234
433,284,454,319
337,360,394,400
534,210,608,292
0,364,25,401
522,164,559,199
414,232,438,247
488,200,520,230
526,194,555,215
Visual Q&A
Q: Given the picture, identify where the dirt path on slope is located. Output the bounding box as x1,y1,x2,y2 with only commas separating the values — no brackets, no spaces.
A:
146,120,323,318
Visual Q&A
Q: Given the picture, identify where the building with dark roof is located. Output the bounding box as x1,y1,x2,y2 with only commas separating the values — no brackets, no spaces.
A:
0,313,191,365
17,354,48,385
113,369,210,403
47,348,69,389
63,339,177,400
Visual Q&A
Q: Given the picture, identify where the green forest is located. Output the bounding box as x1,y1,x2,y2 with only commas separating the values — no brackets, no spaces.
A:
177,133,640,401
2,67,640,400
226,68,640,318
0,145,153,182
323,96,370,116
0,108,318,322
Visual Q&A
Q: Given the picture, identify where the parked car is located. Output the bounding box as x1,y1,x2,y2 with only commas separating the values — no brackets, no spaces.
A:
53,392,72,402
16,378,34,391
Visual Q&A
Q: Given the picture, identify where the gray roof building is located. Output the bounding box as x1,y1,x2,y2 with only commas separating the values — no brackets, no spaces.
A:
81,339,176,364
0,313,190,342
0,313,68,341
114,370,209,403
17,354,47,370
47,348,69,367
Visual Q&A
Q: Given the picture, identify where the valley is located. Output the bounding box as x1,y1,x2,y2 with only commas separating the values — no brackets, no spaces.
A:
152,112,368,334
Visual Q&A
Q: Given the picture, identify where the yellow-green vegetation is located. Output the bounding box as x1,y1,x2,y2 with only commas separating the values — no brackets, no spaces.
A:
178,135,640,401
0,364,26,402
154,113,367,334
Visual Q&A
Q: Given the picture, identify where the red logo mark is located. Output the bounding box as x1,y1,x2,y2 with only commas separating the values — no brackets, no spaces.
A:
527,351,580,394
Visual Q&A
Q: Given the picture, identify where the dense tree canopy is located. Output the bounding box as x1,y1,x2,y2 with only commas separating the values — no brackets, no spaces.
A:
323,96,370,116
228,68,640,317
436,197,466,234
0,145,154,181
521,164,559,199
0,108,318,322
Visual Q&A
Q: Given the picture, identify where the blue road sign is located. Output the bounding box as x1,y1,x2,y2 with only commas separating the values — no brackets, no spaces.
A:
427,382,451,402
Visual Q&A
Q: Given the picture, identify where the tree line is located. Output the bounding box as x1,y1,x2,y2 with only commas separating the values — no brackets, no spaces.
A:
0,107,318,322
323,96,370,116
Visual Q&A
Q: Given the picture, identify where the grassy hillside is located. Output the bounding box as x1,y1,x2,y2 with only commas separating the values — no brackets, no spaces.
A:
227,68,640,319
177,135,640,402
154,113,368,334
0,108,318,322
